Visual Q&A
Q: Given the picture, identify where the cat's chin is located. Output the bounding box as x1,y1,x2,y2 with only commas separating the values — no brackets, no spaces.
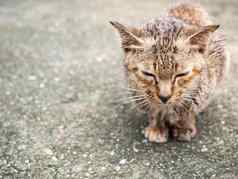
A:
150,101,167,109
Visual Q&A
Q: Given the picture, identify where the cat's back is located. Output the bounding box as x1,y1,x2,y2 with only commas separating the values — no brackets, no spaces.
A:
168,2,212,26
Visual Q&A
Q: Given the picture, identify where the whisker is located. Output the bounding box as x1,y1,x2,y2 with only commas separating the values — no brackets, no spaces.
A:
136,99,149,106
135,102,147,108
115,93,148,100
119,98,146,104
129,100,150,112
143,104,151,112
126,94,147,98
135,99,151,111
116,95,146,101
111,85,152,112
115,86,144,92
179,101,190,111
114,96,145,103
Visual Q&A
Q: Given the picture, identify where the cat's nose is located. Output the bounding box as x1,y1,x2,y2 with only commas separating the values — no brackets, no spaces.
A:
159,95,171,103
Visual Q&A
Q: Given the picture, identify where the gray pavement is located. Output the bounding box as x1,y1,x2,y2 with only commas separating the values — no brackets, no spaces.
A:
0,0,238,178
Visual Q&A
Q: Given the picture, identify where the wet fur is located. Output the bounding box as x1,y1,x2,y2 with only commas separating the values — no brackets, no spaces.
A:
111,2,228,142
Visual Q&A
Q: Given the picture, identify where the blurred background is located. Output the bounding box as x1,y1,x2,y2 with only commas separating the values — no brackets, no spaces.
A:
0,0,238,178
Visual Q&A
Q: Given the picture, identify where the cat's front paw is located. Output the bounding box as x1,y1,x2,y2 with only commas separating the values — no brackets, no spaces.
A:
172,127,197,142
144,126,168,143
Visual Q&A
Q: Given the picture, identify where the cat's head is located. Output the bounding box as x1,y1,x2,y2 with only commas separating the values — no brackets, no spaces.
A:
110,19,219,108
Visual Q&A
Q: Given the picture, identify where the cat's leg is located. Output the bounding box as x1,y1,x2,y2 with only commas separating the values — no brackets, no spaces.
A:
171,111,197,141
144,109,169,143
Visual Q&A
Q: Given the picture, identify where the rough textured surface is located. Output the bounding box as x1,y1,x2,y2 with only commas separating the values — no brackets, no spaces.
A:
0,0,237,178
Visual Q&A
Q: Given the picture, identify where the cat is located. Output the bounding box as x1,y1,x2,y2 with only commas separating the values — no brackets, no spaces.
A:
110,2,229,143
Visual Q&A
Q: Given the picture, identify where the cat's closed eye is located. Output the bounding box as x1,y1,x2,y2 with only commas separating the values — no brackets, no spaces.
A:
142,71,155,77
173,71,190,84
175,71,189,79
142,71,158,84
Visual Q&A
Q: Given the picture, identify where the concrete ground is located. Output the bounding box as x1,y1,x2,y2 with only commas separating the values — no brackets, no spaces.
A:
0,0,238,178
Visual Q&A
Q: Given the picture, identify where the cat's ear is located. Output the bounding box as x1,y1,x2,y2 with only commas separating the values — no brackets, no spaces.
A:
187,25,219,53
110,21,144,52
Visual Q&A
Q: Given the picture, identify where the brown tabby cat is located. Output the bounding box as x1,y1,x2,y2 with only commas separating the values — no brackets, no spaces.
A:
110,2,229,143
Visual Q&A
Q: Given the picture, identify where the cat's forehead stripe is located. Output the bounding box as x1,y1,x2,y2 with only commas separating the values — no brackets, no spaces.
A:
143,17,184,72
